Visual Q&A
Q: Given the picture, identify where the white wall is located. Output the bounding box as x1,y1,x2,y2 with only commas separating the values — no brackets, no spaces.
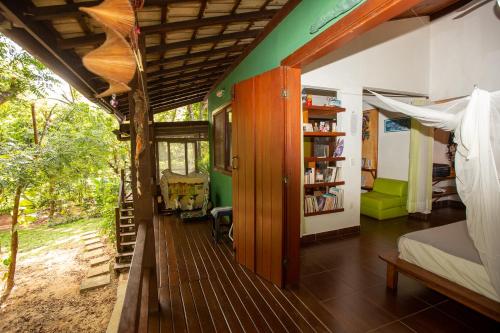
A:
300,17,430,236
429,3,500,100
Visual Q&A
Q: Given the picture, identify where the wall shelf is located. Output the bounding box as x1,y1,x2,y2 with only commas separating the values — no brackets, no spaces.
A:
304,156,345,162
303,104,345,112
304,208,345,217
304,131,346,137
304,181,345,189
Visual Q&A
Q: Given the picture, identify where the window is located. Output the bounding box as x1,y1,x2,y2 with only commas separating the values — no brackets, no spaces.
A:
213,105,232,174
156,141,208,181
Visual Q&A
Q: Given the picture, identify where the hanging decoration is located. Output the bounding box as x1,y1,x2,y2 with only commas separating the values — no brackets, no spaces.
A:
79,0,134,39
79,0,139,99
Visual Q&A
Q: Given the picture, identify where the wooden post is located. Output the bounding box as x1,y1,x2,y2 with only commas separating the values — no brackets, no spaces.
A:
386,262,399,290
115,207,121,252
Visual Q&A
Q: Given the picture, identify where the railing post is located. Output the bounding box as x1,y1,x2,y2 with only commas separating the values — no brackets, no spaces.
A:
115,207,121,251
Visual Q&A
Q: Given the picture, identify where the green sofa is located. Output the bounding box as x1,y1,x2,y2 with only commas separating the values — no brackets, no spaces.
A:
361,178,408,220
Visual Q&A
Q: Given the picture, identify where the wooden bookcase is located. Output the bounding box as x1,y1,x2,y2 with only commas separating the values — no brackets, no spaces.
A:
303,104,346,217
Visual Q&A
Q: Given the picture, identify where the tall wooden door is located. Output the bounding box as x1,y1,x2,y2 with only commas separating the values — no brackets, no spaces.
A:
232,66,301,287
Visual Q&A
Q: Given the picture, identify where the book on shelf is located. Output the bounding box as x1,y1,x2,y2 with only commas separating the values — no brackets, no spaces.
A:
305,167,315,184
325,166,343,183
304,188,344,214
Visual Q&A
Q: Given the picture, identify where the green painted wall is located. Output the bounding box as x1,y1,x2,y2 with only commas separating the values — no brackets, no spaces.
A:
208,0,364,207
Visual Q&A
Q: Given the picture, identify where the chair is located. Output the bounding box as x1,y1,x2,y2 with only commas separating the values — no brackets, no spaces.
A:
211,207,232,243
361,178,408,220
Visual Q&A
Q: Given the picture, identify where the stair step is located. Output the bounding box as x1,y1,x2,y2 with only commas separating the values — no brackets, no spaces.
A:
120,216,134,220
119,224,135,228
116,251,133,258
119,232,136,237
120,241,136,247
114,262,131,272
120,207,134,211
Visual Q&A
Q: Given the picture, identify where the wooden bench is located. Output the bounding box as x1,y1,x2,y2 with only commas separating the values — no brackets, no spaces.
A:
379,250,500,322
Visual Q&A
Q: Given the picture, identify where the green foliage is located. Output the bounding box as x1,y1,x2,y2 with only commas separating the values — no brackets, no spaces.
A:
0,34,57,105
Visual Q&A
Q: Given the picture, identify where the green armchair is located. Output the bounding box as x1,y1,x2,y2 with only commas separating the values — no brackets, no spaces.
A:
361,178,408,220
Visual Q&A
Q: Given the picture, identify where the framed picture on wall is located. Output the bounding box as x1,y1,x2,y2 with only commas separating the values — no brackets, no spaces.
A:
384,117,411,132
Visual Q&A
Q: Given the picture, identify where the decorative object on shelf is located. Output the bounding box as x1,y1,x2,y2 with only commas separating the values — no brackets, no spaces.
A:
216,89,225,98
303,123,313,132
328,96,342,107
333,138,344,157
309,0,363,34
306,94,313,107
384,117,411,132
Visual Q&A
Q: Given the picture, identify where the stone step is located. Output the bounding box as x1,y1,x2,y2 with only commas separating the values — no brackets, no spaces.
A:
82,231,97,236
80,274,111,292
90,255,110,266
85,243,105,251
87,263,110,278
82,234,98,240
84,238,100,246
83,248,104,260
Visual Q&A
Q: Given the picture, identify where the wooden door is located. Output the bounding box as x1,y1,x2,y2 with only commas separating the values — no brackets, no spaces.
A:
232,67,301,287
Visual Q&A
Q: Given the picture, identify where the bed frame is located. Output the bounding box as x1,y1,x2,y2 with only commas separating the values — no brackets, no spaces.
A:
379,250,500,322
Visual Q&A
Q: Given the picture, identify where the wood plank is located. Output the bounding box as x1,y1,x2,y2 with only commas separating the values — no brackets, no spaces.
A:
147,45,245,68
281,0,424,68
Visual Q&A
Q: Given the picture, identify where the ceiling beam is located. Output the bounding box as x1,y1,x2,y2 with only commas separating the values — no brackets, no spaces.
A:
148,68,224,86
148,83,214,99
147,44,245,68
150,91,208,105
141,10,277,35
147,57,236,79
28,0,186,21
147,78,217,97
146,29,260,54
152,96,205,113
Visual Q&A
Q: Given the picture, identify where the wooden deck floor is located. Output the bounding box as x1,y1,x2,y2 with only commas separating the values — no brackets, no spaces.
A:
155,215,343,333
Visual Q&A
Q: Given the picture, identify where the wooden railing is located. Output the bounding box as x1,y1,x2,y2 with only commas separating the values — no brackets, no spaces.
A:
115,170,126,251
117,221,158,333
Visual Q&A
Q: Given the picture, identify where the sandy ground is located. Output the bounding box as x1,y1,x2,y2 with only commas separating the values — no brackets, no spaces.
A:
0,233,117,333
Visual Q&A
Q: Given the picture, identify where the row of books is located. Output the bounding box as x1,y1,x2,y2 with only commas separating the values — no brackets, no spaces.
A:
304,167,343,184
304,188,344,214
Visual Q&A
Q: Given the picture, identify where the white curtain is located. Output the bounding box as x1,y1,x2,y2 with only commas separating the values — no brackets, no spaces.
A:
369,89,500,297
407,119,434,214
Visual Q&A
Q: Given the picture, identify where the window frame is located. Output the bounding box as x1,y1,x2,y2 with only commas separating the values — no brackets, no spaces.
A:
212,103,232,176
155,140,204,182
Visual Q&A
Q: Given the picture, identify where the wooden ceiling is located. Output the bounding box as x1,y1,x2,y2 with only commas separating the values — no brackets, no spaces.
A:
0,0,470,119
0,0,294,118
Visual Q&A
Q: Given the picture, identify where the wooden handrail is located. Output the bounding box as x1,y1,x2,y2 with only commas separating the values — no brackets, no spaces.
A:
118,223,147,333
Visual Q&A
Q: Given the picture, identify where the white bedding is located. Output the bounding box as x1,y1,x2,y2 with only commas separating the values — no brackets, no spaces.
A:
399,236,500,302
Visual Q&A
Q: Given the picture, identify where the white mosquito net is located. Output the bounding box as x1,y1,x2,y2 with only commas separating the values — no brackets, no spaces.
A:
369,88,500,297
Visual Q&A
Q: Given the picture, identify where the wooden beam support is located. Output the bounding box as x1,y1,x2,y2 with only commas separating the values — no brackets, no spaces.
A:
281,0,424,68
147,57,235,79
149,90,209,104
147,45,244,68
141,10,277,35
148,83,213,99
146,29,260,54
151,91,207,107
147,78,217,97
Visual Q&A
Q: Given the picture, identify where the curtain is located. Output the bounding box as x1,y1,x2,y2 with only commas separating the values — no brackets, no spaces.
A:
407,119,434,214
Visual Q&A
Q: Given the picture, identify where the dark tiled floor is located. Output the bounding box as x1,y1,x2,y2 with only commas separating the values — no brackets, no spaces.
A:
299,208,500,332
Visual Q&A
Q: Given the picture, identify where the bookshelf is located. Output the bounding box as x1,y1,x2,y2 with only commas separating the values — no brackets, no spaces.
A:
303,104,346,216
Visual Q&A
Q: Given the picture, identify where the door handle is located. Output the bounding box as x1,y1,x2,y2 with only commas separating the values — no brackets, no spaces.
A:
231,156,239,170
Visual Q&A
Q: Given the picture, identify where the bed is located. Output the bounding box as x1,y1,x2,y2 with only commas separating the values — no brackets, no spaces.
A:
379,221,500,321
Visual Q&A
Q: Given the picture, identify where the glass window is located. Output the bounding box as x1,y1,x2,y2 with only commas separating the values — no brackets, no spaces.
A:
187,142,196,174
169,142,186,175
213,105,232,174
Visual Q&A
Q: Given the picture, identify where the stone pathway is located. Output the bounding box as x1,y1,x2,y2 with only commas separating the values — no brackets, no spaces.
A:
80,233,112,293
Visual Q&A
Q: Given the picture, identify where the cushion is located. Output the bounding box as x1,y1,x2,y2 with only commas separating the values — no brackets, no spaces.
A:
361,192,404,210
373,178,408,197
